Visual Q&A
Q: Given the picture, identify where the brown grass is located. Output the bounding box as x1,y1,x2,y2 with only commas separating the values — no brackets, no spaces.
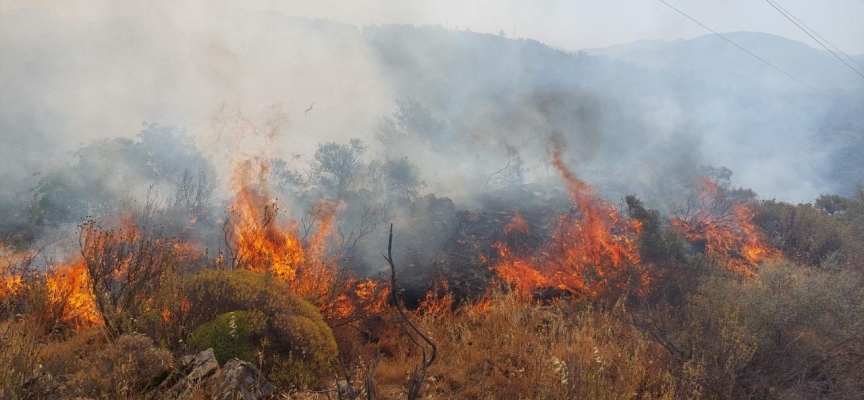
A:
326,291,681,400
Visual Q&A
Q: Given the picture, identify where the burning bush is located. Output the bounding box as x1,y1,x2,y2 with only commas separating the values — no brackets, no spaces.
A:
672,178,781,275
490,145,650,300
79,217,189,335
225,158,387,327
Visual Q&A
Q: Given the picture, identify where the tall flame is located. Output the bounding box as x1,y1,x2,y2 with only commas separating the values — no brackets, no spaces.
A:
226,158,385,321
490,146,648,298
45,258,102,327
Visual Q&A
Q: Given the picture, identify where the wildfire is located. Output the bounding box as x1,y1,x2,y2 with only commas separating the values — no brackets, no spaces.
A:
45,259,102,327
490,145,648,298
1,242,101,327
0,245,27,301
226,158,385,321
672,177,780,275
504,212,530,235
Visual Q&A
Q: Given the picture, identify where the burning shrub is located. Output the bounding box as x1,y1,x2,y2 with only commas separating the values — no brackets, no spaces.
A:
79,218,186,335
490,145,650,300
225,158,390,330
0,246,31,317
672,178,780,275
171,269,338,389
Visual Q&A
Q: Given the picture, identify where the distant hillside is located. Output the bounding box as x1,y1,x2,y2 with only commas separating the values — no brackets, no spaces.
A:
584,32,864,91
358,26,864,201
2,8,862,202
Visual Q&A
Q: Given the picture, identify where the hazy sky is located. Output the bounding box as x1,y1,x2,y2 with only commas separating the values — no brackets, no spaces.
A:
276,0,864,53
1,0,861,203
3,0,863,54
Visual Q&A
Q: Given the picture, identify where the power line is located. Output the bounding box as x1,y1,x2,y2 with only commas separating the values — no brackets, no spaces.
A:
766,0,864,74
764,0,864,81
654,0,862,116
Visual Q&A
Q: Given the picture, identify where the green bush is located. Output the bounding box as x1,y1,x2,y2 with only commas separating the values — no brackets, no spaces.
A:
161,269,338,389
753,200,844,268
188,310,266,365
656,262,864,398
755,196,864,271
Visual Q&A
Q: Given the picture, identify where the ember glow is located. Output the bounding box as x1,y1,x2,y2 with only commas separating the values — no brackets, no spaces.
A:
672,178,781,275
490,146,649,298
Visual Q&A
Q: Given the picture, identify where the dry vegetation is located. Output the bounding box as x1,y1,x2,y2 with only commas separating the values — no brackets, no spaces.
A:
2,146,864,399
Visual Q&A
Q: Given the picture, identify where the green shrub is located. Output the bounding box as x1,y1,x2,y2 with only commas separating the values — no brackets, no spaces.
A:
753,200,844,268
162,269,338,389
188,310,266,365
755,197,864,270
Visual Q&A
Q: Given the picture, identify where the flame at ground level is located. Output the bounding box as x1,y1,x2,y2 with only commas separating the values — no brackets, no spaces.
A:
45,259,102,327
490,147,650,299
672,178,780,275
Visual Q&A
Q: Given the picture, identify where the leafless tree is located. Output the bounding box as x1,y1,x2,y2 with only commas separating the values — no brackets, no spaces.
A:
173,167,215,222
79,213,181,336
384,224,437,400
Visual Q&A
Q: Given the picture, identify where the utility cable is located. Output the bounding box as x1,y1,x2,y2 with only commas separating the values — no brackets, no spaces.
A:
654,0,862,115
766,0,864,73
765,0,864,81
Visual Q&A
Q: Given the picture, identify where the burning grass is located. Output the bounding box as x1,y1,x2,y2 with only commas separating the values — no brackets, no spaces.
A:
2,148,836,399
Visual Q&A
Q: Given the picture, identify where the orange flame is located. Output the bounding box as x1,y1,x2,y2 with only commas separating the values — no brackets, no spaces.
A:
672,177,780,275
45,259,102,327
0,245,27,301
227,158,385,322
1,244,99,327
504,212,530,235
490,147,648,298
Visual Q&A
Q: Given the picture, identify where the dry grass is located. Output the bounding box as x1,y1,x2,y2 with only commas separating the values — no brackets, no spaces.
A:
325,292,681,400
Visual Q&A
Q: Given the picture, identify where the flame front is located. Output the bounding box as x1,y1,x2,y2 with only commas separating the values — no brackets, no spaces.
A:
491,148,648,298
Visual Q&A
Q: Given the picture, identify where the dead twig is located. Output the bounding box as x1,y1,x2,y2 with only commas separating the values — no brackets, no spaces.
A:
383,223,437,400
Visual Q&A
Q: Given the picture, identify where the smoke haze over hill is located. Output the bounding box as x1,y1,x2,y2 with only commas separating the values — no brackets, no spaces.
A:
1,0,863,217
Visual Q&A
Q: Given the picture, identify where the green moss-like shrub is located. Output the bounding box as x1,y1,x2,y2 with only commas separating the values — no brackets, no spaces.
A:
167,269,338,389
188,310,266,365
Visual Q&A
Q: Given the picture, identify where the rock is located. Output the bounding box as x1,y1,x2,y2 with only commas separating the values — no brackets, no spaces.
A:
186,348,221,382
211,359,276,400
152,348,221,400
